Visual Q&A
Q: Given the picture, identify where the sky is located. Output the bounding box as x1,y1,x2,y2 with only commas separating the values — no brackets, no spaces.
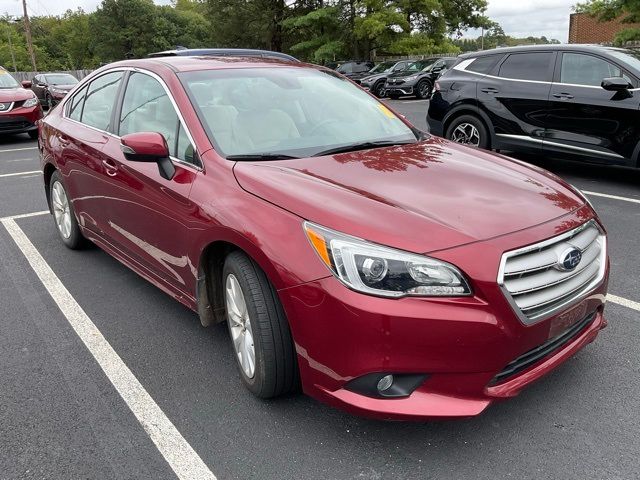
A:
1,0,578,42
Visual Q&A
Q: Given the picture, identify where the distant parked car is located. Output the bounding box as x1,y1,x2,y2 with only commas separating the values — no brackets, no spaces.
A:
386,57,457,99
148,48,299,63
428,44,640,168
0,67,42,138
335,60,375,84
360,60,412,97
31,73,79,109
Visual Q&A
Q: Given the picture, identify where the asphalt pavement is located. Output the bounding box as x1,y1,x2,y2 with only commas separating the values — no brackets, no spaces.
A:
1,100,639,480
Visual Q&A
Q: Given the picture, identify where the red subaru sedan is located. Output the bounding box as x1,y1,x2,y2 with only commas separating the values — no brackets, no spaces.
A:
38,55,609,420
0,68,43,138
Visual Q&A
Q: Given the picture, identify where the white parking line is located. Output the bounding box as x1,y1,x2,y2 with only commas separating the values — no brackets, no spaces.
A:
608,294,640,312
0,217,217,480
584,191,640,205
0,170,41,178
0,146,38,153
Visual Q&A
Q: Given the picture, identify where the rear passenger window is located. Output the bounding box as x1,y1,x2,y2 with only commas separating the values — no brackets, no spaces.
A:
499,53,554,82
82,71,124,131
560,53,625,86
68,85,88,121
466,55,501,74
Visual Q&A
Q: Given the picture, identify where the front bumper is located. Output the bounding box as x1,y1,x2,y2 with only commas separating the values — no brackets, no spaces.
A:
280,208,609,420
385,80,418,96
0,105,43,134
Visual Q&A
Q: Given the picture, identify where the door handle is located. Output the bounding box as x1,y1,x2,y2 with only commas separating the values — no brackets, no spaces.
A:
481,87,499,94
553,93,574,100
102,159,118,176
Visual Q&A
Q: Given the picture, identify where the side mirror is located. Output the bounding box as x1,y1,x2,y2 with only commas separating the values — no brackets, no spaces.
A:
601,77,632,92
21,80,32,89
432,66,443,73
120,132,175,180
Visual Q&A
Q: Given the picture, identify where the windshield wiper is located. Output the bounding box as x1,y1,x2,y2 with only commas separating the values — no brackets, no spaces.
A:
226,153,301,161
313,140,416,157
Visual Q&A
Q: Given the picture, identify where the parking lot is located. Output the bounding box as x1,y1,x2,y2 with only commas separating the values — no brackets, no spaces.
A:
1,98,639,480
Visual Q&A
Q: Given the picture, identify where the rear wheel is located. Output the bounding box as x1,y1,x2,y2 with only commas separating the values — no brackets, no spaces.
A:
445,114,490,149
222,251,298,398
49,170,86,249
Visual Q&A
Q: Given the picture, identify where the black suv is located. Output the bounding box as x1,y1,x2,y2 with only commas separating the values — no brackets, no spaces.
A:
359,60,412,97
386,57,457,99
428,45,640,168
335,61,375,84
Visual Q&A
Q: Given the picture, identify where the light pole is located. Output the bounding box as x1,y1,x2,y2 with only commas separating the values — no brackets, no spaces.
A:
21,0,37,72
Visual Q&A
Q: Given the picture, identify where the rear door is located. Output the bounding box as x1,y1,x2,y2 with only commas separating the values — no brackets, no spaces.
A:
544,51,640,163
99,70,200,294
477,51,555,154
55,71,125,236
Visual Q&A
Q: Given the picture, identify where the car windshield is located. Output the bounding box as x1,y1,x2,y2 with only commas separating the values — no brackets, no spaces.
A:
368,62,396,74
180,67,417,158
0,70,20,88
608,49,640,74
46,74,79,85
405,60,436,72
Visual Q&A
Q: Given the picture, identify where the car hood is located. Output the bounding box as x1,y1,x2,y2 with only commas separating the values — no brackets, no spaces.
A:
388,70,424,78
362,72,390,81
233,137,584,254
0,88,34,102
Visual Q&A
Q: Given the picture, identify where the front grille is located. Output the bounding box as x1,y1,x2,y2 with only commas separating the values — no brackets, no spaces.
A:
491,311,596,385
0,120,31,131
498,220,606,324
0,102,14,112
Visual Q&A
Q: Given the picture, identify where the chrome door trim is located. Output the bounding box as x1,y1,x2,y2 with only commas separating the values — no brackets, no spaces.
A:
496,134,626,159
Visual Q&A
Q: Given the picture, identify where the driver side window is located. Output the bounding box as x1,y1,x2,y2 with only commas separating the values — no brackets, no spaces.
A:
560,53,628,87
119,72,197,165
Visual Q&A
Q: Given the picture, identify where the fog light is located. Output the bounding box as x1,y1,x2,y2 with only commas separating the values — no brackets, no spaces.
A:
377,374,394,392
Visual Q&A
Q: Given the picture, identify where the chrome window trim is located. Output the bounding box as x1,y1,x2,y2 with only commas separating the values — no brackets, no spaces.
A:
62,66,202,172
0,101,15,113
454,60,640,91
497,220,608,325
495,134,626,159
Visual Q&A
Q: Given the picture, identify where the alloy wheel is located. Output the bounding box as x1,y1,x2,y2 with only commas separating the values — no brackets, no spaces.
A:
419,82,431,98
51,181,72,239
226,273,256,379
450,123,481,146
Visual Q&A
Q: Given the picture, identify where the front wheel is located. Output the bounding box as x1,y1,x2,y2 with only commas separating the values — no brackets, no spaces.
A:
445,115,490,149
416,79,433,99
372,81,386,98
222,251,298,398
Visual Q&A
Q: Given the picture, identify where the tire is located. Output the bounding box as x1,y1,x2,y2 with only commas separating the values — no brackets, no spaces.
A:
49,170,86,249
27,130,38,139
445,114,490,149
416,79,433,99
222,251,298,398
372,81,386,98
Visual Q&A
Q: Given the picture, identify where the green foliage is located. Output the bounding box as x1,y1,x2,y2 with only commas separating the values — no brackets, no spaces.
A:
0,0,491,71
576,0,640,46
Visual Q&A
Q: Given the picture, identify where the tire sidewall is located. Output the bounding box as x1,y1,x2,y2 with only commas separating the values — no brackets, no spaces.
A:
416,79,432,99
445,114,490,149
373,81,386,98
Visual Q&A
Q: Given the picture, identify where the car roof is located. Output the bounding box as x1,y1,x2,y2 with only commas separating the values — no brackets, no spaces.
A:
459,44,633,59
148,48,299,62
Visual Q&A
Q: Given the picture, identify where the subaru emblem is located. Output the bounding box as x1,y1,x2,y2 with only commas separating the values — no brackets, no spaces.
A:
558,247,582,271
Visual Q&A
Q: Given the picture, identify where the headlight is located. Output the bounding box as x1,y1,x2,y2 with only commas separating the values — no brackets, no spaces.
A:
304,222,471,298
23,96,39,108
50,88,66,95
570,184,595,211
404,75,418,81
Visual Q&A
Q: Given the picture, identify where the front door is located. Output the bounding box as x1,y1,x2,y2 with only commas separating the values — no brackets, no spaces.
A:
544,51,640,164
100,71,201,296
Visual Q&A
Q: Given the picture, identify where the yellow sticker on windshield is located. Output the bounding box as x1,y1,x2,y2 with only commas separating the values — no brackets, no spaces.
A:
378,103,395,119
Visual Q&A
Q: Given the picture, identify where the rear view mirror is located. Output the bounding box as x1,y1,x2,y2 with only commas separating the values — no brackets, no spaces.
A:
120,132,175,180
21,80,32,89
601,77,632,92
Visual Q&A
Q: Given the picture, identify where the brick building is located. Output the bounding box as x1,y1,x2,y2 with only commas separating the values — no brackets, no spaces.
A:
569,12,640,44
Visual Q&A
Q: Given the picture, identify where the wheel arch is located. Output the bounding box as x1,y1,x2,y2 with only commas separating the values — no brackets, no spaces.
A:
43,161,57,213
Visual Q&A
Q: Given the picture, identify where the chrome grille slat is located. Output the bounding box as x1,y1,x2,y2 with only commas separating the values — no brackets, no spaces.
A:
498,221,607,324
